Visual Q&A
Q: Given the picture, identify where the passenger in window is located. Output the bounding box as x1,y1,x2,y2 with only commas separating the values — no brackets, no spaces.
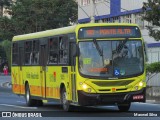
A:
49,52,58,64
59,37,63,49
35,52,39,64
29,52,32,64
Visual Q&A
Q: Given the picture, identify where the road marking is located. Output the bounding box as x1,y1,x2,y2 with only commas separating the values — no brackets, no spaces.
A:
146,100,156,102
0,104,37,109
134,102,160,106
141,102,160,106
16,101,26,104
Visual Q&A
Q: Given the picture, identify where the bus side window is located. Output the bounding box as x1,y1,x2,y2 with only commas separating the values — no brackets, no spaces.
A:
59,36,68,64
12,43,18,65
32,40,39,65
25,41,32,65
48,37,58,64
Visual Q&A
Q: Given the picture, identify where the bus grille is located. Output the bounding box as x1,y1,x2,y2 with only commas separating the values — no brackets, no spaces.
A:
92,80,134,87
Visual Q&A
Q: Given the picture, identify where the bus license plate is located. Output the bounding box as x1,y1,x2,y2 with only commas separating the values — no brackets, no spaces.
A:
133,95,144,100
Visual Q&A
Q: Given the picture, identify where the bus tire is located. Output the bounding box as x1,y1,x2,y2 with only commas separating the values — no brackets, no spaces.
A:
117,102,131,112
61,87,73,111
36,100,43,106
25,84,36,106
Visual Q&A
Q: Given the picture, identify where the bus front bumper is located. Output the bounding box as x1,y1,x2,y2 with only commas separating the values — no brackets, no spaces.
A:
77,88,146,106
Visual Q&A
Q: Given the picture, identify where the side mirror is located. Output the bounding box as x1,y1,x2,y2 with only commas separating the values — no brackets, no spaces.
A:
72,43,79,57
144,42,148,62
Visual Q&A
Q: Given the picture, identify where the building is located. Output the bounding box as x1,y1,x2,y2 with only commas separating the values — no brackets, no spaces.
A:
0,0,15,17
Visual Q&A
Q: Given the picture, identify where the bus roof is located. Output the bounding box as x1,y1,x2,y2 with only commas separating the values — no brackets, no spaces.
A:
12,23,139,41
12,25,77,41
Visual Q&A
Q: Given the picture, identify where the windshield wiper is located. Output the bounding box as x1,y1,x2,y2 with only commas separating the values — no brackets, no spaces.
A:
93,38,104,66
93,38,103,56
116,38,128,53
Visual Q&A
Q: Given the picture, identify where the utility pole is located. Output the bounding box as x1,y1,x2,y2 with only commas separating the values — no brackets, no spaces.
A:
90,0,95,23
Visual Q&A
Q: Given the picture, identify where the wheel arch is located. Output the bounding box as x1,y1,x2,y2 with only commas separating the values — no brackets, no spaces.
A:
25,80,29,90
60,82,65,94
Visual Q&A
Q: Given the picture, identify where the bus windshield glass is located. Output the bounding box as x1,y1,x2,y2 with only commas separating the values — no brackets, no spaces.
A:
78,26,141,39
79,40,144,78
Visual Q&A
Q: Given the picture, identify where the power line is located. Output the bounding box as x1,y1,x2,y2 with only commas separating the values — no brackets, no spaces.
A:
76,2,90,19
103,1,110,9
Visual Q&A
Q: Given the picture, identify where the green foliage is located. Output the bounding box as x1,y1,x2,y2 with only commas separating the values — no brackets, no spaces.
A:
146,62,160,73
0,0,77,69
143,0,160,41
0,0,78,40
0,17,14,40
0,40,11,71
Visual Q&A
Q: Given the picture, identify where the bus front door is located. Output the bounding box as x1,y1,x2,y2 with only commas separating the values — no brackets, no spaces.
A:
40,45,47,98
18,47,23,94
69,42,77,102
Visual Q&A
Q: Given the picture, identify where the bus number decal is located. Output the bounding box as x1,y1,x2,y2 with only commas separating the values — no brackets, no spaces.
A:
83,58,92,64
26,72,39,79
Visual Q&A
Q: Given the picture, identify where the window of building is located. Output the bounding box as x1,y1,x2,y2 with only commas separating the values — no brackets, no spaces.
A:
112,17,120,23
80,0,90,6
102,18,111,23
25,41,32,65
121,14,132,23
12,43,18,65
134,13,144,29
95,0,102,3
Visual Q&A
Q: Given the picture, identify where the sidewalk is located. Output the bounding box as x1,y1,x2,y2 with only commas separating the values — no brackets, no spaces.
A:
0,75,11,88
0,72,11,76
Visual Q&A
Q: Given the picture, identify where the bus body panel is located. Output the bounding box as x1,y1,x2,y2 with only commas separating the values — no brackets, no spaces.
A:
11,23,146,109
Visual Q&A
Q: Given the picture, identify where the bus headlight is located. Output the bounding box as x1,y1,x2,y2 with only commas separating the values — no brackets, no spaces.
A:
139,81,143,87
79,82,95,93
82,84,88,89
133,81,144,91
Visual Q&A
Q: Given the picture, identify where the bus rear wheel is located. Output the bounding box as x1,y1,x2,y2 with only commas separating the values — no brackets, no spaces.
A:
117,102,131,112
61,88,73,111
25,84,36,106
36,100,43,106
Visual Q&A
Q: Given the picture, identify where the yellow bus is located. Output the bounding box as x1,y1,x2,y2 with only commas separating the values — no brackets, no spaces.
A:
12,23,146,111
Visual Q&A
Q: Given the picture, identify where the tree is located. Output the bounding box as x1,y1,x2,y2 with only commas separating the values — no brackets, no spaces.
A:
146,62,160,73
0,0,78,69
0,16,14,40
0,40,11,72
0,0,78,40
142,0,160,41
146,62,160,84
1,0,77,40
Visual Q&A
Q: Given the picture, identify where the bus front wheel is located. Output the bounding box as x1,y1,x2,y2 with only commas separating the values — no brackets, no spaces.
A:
25,84,36,106
61,88,73,111
117,102,131,112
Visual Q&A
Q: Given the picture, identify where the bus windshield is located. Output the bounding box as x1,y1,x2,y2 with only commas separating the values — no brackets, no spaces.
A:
79,40,144,78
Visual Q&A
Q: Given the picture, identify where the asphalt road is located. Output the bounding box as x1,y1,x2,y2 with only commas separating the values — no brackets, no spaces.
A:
0,76,160,120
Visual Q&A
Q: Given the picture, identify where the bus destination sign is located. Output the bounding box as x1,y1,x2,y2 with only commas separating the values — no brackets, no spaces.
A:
78,26,141,39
